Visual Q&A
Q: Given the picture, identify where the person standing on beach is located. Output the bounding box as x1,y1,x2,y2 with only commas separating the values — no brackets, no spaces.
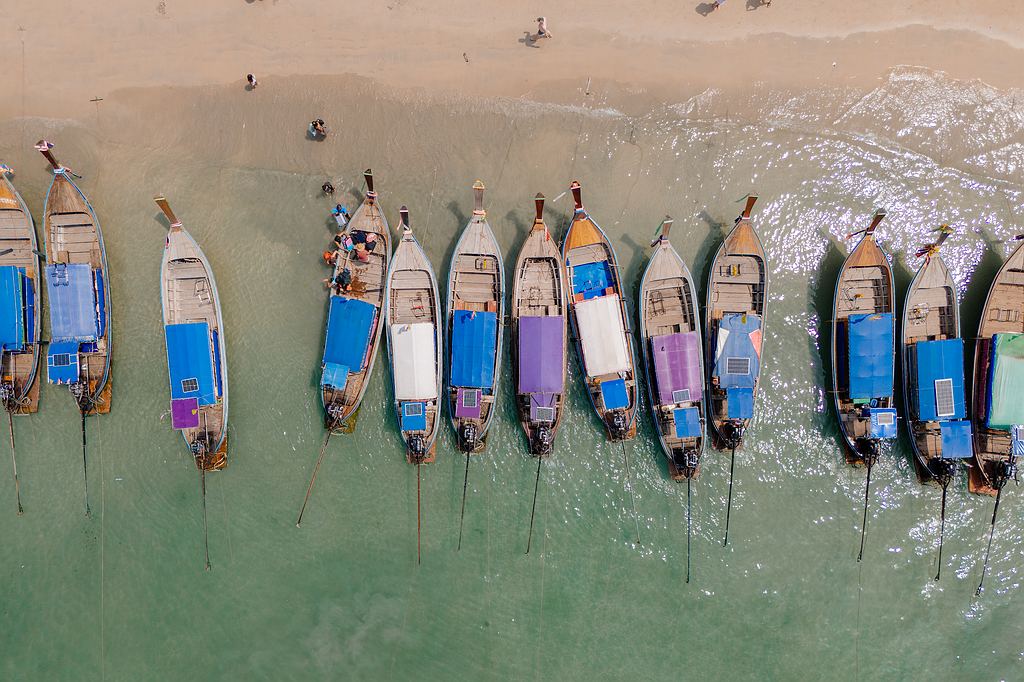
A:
246,74,258,89
536,17,552,39
710,0,725,9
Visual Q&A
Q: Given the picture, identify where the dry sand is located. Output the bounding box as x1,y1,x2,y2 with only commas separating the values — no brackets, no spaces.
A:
3,0,1024,120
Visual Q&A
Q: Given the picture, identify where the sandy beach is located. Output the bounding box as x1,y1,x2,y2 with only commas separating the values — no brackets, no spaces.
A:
3,0,1024,120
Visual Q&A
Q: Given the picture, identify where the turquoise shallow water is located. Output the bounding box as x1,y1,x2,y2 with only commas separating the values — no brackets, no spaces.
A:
2,68,1024,680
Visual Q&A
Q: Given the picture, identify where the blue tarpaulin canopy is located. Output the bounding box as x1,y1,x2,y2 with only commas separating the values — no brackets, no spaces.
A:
47,340,80,384
322,296,376,372
727,387,754,420
401,402,427,432
46,263,98,342
571,261,614,300
847,313,893,400
713,313,761,389
165,322,216,406
940,420,973,459
673,407,701,439
914,339,966,421
868,407,898,439
601,378,628,410
0,266,25,352
321,363,349,390
450,310,497,389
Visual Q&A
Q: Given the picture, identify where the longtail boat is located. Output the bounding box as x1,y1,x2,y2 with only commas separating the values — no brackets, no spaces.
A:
320,170,391,432
386,207,441,563
969,233,1024,594
830,209,897,561
296,170,392,527
900,226,972,580
562,180,638,441
514,194,568,554
445,180,504,453
0,165,42,515
706,195,767,451
640,217,705,580
36,141,111,517
155,196,228,571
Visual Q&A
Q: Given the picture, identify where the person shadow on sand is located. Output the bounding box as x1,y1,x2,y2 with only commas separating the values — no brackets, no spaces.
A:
695,2,717,16
519,31,541,48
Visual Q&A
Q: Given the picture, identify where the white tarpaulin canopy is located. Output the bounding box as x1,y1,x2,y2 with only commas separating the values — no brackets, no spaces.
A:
391,322,438,400
576,294,630,377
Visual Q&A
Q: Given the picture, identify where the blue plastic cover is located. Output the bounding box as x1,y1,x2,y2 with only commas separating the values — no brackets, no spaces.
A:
571,261,613,299
1014,426,1024,458
714,313,761,389
450,310,497,389
95,269,106,339
601,378,628,410
401,402,427,431
0,266,25,351
868,407,898,439
24,271,34,343
939,420,973,459
914,339,966,421
46,263,98,341
47,340,80,384
727,387,754,420
321,362,349,390
165,322,217,406
847,313,893,400
673,407,701,439
323,296,376,371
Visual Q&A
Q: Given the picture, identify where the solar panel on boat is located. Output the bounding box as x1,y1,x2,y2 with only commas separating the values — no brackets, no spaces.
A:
934,378,955,418
404,402,423,417
181,377,199,393
461,391,479,408
672,389,691,403
726,357,750,375
876,411,895,426
533,406,555,422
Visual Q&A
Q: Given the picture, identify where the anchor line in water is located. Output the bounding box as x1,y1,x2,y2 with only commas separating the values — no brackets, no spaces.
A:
200,463,211,571
525,455,543,554
975,485,1005,596
457,452,470,551
296,429,333,527
857,452,876,562
80,411,91,517
686,476,692,584
722,445,737,547
620,441,641,544
934,475,950,581
416,463,422,565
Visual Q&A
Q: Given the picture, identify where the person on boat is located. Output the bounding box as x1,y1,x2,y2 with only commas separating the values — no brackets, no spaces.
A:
354,244,370,264
536,17,552,39
332,204,349,228
363,233,378,253
338,268,352,292
310,119,327,138
322,250,339,266
246,74,258,89
322,181,334,195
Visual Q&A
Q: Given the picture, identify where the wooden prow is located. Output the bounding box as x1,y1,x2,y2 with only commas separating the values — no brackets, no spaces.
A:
472,180,486,216
741,194,759,220
364,169,376,204
533,193,546,229
866,209,886,235
651,216,673,247
0,163,12,177
399,205,411,231
570,181,583,210
34,140,60,170
154,196,182,228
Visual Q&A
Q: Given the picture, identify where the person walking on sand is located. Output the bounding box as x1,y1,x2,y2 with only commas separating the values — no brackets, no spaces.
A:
246,74,258,89
536,17,552,39
710,0,725,9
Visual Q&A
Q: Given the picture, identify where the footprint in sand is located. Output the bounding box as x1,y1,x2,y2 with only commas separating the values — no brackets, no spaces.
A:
157,1,166,15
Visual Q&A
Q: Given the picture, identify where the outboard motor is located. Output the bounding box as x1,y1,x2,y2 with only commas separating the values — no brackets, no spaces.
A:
929,457,956,485
408,435,426,461
608,411,628,440
0,381,14,412
725,423,744,451
459,422,479,452
855,438,880,467
673,449,700,477
326,403,344,428
994,457,1019,490
532,424,553,455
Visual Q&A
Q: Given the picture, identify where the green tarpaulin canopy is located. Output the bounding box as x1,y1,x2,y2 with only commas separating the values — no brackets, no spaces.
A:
987,333,1024,430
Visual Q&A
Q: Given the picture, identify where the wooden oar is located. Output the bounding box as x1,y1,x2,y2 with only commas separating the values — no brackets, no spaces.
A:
722,444,737,547
7,409,23,515
620,441,641,544
525,455,543,554
456,452,470,551
295,430,333,527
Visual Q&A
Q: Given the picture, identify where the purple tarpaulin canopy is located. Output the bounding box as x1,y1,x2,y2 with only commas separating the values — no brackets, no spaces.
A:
651,331,703,405
171,397,200,430
518,315,564,394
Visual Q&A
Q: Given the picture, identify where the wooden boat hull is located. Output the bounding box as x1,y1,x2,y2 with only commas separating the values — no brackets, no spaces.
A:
562,202,638,442
969,238,1024,496
640,238,706,480
386,227,442,463
705,215,768,450
41,169,112,414
161,226,229,471
320,190,391,432
445,213,504,454
830,229,896,464
511,216,568,457
900,253,963,483
0,174,42,414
